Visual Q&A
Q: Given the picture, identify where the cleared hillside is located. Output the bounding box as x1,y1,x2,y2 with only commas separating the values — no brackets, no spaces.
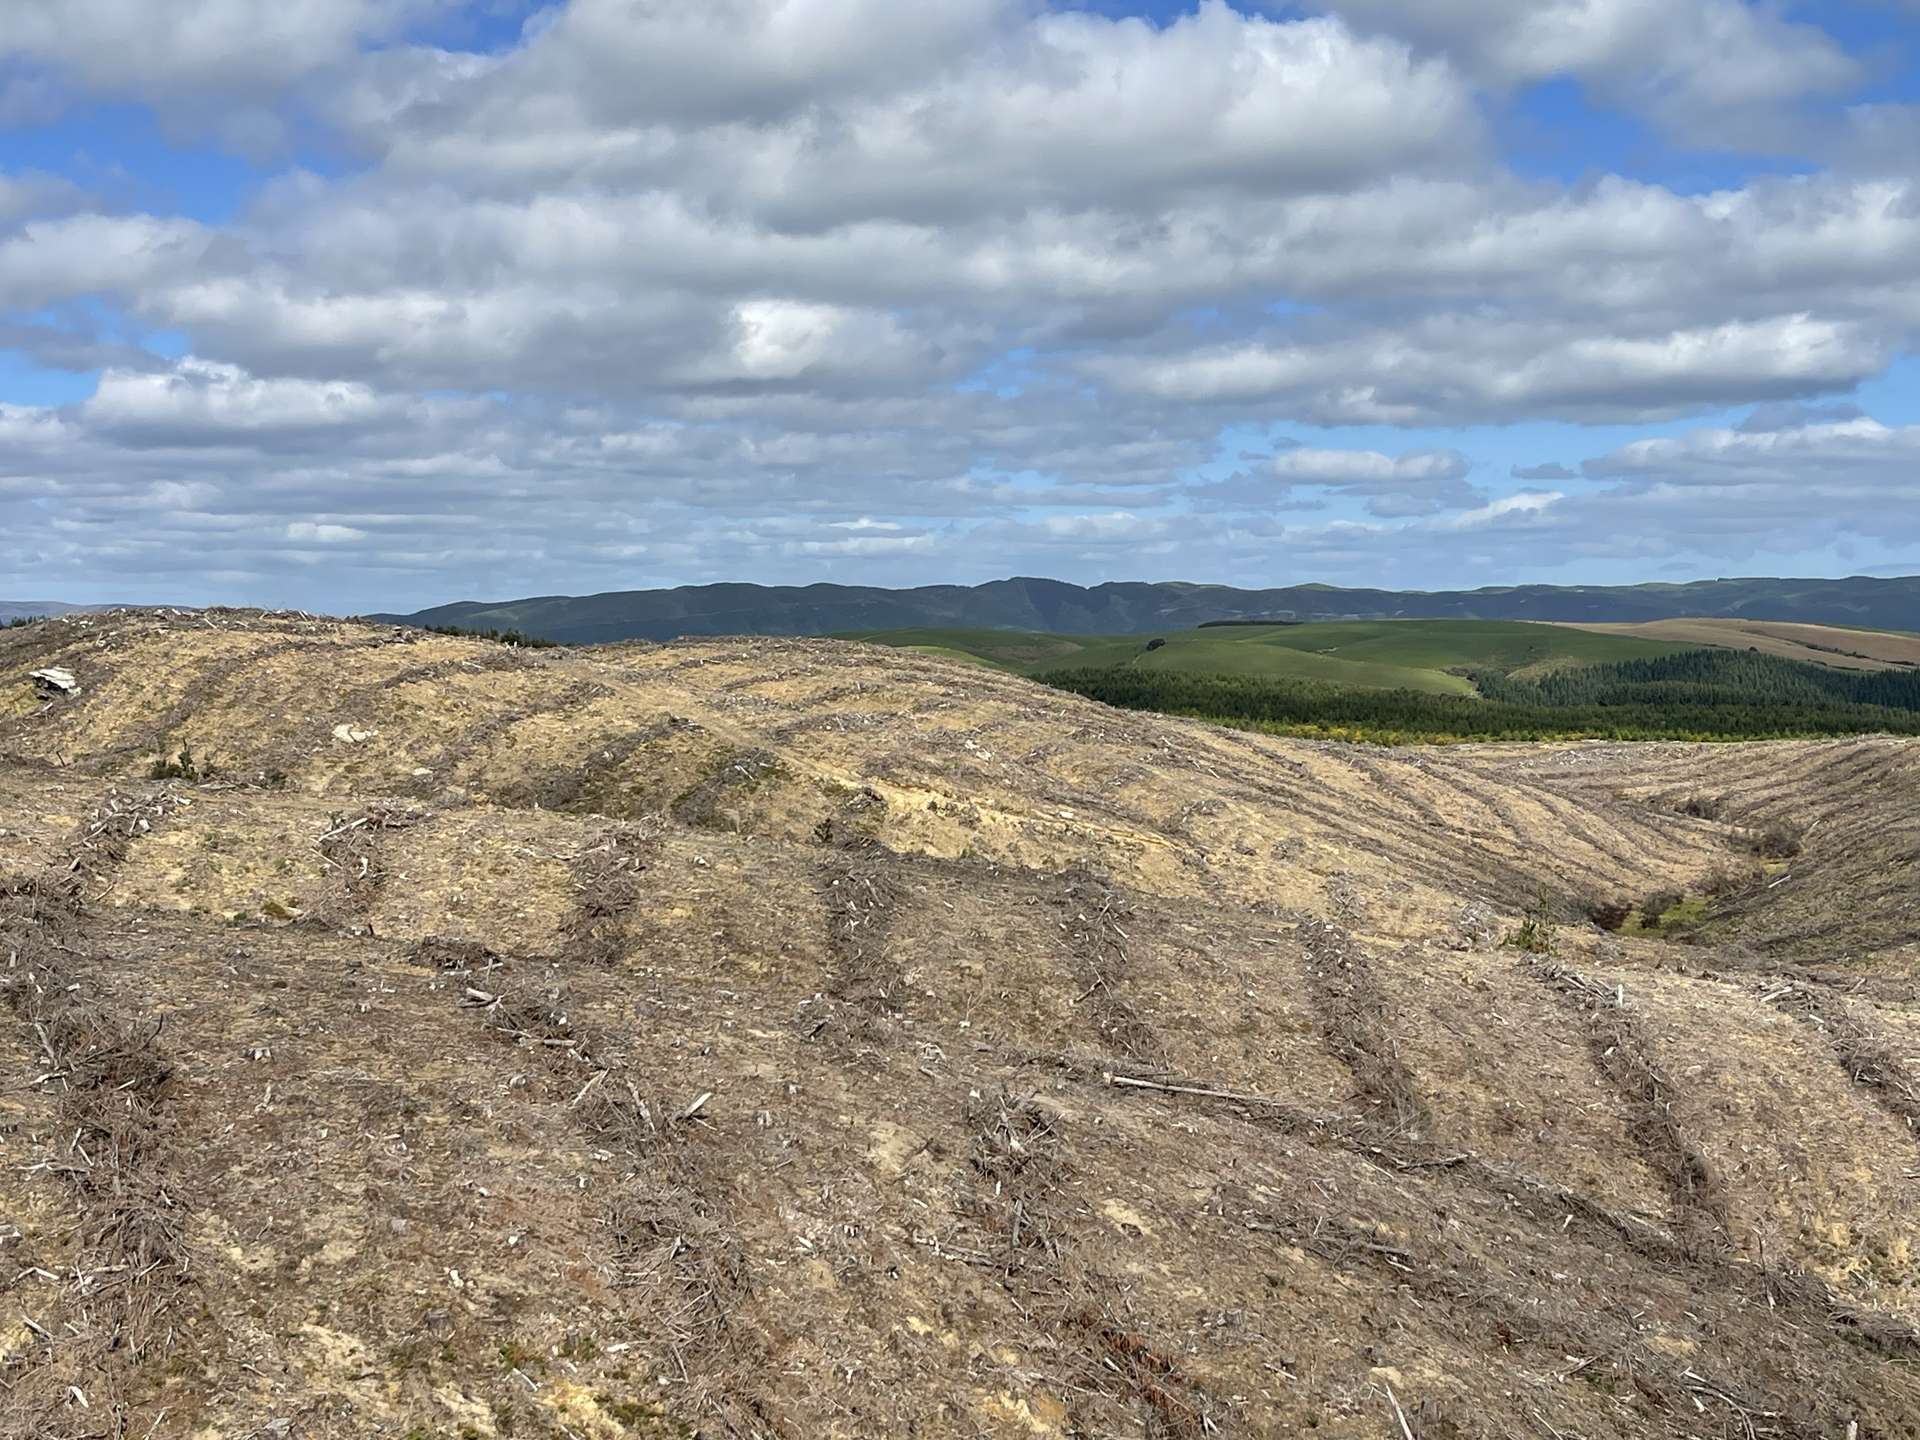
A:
1562,618,1920,672
2,610,1918,1439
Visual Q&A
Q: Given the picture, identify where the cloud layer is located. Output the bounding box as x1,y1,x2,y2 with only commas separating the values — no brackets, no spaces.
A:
1,0,1918,607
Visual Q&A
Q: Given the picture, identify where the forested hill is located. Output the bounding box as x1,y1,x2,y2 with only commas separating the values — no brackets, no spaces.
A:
374,574,1920,643
1475,647,1920,711
1044,646,1920,744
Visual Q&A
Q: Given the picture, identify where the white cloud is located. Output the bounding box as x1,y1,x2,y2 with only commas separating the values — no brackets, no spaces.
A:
1582,414,1920,485
0,0,1914,604
287,521,368,543
0,0,442,100
81,359,414,446
1307,0,1858,144
1096,312,1887,424
0,214,209,310
1258,446,1478,516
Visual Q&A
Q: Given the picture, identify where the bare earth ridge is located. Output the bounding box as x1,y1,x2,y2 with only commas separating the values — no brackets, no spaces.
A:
1556,618,1920,672
2,610,1917,1438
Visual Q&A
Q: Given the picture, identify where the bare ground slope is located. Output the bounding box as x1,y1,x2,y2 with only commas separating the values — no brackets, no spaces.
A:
1557,618,1920,672
1,610,1917,1439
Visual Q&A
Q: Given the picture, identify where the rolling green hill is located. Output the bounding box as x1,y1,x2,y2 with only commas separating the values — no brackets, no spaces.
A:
841,619,1691,695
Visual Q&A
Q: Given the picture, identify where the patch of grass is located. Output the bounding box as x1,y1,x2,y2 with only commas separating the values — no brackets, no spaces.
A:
1658,896,1711,931
895,643,997,667
834,626,1093,670
1620,891,1713,937
1639,889,1686,924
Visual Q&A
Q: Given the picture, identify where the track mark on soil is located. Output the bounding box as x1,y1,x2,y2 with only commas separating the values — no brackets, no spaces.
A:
1525,959,1728,1255
0,791,197,1433
562,823,655,967
1299,918,1430,1140
1059,867,1157,1062
1759,980,1920,1146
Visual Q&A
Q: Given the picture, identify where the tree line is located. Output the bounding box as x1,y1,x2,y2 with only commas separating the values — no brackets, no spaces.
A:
1471,647,1920,712
1038,648,1920,744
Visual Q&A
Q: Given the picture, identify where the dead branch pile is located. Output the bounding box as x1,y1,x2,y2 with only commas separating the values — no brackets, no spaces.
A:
563,824,653,967
820,839,906,1016
1060,867,1155,1059
316,802,426,923
1298,918,1429,1140
954,1088,1065,1271
1759,980,1920,1138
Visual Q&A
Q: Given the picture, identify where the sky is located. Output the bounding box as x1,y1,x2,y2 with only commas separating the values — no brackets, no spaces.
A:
2,1,1920,611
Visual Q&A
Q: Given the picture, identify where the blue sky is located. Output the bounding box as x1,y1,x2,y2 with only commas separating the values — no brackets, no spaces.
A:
2,0,1919,609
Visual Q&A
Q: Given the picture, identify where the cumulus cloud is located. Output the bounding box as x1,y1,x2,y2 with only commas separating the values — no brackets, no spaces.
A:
1581,413,1920,486
1093,312,1887,424
81,359,419,446
0,0,1914,604
1305,0,1858,146
0,1,445,107
1258,446,1478,516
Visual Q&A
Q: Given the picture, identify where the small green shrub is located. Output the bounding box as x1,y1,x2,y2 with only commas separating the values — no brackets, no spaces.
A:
1639,889,1684,924
1700,865,1761,900
425,623,556,649
148,745,210,782
1740,822,1804,859
497,1339,543,1373
1503,891,1557,954
1582,897,1635,932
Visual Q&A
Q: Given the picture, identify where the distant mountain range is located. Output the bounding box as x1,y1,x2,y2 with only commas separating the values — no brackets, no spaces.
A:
0,601,111,624
371,574,1920,643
